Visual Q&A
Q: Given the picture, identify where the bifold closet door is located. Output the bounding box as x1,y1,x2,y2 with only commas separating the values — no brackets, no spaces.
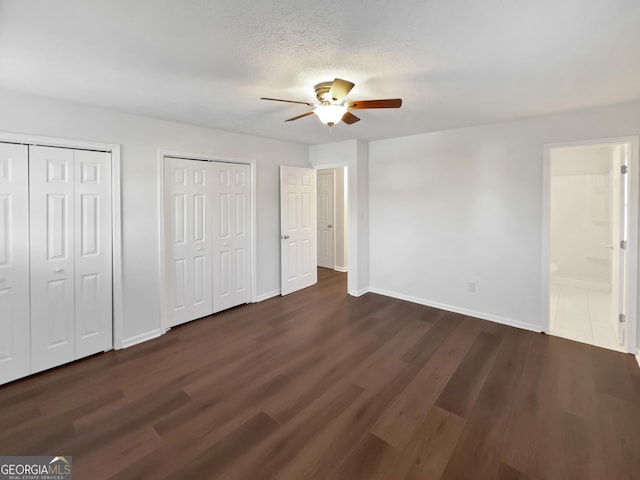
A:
164,158,214,326
74,149,112,358
213,162,251,312
0,143,30,384
30,146,112,374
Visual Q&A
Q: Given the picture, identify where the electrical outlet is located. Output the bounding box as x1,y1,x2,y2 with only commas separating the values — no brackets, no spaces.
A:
468,282,476,293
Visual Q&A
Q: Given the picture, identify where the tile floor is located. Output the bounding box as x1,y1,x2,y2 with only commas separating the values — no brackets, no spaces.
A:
550,282,625,352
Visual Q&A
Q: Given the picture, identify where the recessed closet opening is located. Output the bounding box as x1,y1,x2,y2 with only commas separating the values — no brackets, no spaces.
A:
0,132,122,386
159,151,257,331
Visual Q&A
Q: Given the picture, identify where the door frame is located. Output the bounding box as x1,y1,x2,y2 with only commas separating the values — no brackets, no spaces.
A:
0,131,123,349
158,149,257,333
317,168,337,270
312,162,357,292
542,136,639,354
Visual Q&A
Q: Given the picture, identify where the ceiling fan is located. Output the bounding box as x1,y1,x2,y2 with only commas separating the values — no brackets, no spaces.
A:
261,78,402,127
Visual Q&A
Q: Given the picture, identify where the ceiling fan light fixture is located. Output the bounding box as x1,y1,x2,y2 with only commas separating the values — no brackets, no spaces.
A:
314,104,347,126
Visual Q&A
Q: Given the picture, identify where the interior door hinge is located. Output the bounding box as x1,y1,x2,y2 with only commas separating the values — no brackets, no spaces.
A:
621,164,628,174
620,240,628,249
619,313,626,324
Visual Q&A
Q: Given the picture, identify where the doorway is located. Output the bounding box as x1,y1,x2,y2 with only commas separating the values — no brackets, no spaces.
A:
317,167,349,280
317,167,349,272
544,138,639,353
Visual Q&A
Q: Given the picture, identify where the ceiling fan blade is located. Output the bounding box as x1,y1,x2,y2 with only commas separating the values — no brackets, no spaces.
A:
329,78,355,100
342,111,360,125
261,97,316,107
346,99,402,110
285,111,314,122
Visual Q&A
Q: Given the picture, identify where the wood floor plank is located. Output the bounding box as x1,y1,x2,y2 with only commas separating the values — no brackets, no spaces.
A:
400,405,465,480
557,409,607,480
400,311,461,366
218,383,365,480
371,316,484,449
165,411,280,480
332,433,400,480
273,362,419,480
591,346,639,402
434,330,501,417
440,327,531,480
73,426,163,480
1,269,639,480
594,391,640,480
556,339,598,419
500,332,560,479
496,462,532,480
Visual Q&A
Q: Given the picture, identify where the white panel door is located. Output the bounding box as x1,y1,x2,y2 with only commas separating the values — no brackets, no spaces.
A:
164,158,214,326
0,143,30,384
30,146,76,373
213,162,251,312
317,171,335,269
74,150,112,358
280,166,317,295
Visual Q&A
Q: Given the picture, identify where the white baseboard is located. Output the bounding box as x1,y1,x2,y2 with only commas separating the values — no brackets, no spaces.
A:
367,287,542,333
255,289,281,302
121,328,164,349
348,288,370,297
334,266,348,273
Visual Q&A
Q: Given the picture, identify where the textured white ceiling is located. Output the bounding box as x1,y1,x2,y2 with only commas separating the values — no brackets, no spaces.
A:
0,0,639,145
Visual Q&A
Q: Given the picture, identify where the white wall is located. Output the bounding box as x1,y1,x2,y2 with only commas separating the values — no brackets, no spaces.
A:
368,101,640,334
550,146,613,285
0,89,309,345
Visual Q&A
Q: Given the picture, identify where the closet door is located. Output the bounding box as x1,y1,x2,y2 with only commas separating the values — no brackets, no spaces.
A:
213,162,251,312
164,158,214,326
30,146,76,373
0,143,30,384
74,150,112,358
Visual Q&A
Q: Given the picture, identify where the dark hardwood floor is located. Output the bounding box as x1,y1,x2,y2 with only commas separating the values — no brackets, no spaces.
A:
2,268,640,479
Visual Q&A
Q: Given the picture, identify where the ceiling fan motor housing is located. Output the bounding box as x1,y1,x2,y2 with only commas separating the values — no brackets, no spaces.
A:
314,81,336,104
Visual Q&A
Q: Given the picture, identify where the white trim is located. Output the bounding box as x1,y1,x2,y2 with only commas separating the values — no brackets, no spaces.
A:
121,328,164,349
110,146,124,349
626,138,639,355
158,149,258,333
0,131,124,350
542,136,639,353
255,289,281,302
334,266,348,273
636,349,640,369
349,287,370,297
368,287,542,333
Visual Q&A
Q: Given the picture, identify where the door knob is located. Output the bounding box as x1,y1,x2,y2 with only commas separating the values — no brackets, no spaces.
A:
281,235,290,239
328,224,333,228
53,268,64,273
